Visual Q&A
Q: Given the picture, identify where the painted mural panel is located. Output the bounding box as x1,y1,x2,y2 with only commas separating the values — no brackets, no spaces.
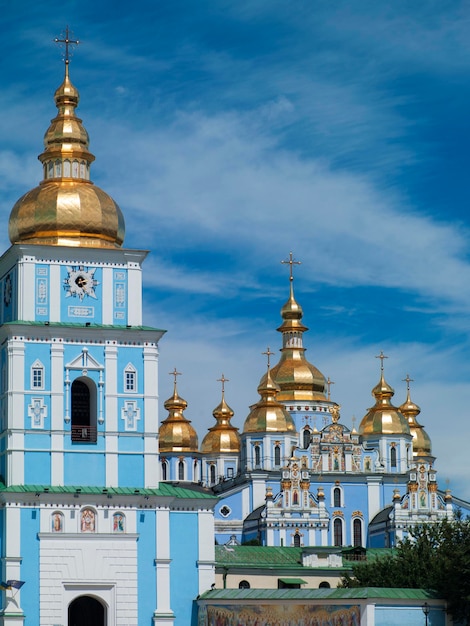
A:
199,604,360,626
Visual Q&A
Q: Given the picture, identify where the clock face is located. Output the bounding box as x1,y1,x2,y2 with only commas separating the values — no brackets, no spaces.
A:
64,266,99,301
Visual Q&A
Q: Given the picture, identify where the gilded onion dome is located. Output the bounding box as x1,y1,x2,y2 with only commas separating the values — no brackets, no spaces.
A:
359,361,410,436
399,380,432,457
9,64,125,248
201,378,240,453
243,368,296,433
159,375,198,453
261,266,327,402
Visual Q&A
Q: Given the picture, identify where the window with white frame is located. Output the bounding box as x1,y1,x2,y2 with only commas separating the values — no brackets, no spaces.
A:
124,363,137,393
31,360,45,390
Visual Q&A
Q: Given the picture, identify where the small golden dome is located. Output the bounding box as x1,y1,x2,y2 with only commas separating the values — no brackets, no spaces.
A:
399,384,432,457
9,65,125,248
243,369,296,433
359,367,410,436
159,376,198,453
201,380,240,454
261,274,326,402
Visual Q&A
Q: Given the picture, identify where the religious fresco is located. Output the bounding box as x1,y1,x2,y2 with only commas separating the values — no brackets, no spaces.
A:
199,603,360,625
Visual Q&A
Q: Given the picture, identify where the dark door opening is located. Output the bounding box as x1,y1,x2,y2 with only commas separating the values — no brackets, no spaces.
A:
68,595,106,626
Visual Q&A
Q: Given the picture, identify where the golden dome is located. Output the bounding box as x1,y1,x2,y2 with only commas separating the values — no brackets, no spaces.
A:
159,376,198,453
243,368,296,433
201,380,240,454
261,274,326,401
399,382,432,457
359,366,410,436
9,65,125,248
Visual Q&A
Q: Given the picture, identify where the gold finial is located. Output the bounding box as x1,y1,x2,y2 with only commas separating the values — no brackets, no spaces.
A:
281,251,301,282
217,373,229,395
262,347,275,369
326,376,335,401
170,367,182,387
54,25,80,67
375,351,388,372
403,373,414,392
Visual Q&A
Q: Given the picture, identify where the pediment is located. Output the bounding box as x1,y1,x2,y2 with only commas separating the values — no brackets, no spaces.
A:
66,347,104,372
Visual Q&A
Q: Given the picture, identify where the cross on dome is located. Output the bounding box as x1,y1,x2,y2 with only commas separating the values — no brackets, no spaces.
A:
403,373,414,392
169,368,182,385
281,251,301,282
262,346,275,369
217,374,229,394
54,25,80,66
375,351,388,372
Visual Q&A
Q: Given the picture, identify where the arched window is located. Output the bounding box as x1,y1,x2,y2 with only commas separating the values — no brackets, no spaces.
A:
178,460,185,481
319,581,331,588
210,464,216,485
293,533,301,547
390,445,397,468
71,378,97,442
239,580,250,589
254,445,261,467
161,461,168,481
193,459,199,482
333,518,343,546
274,445,281,466
333,487,341,508
303,428,311,449
353,518,362,547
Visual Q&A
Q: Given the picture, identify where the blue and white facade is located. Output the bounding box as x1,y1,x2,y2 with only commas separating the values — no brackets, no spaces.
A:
0,62,217,626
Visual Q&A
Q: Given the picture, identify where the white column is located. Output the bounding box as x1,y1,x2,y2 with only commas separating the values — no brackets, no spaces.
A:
144,344,159,488
252,475,268,510
127,263,143,326
154,507,174,625
367,477,382,523
0,506,24,623
49,264,61,323
102,267,114,325
18,257,35,321
7,339,25,486
197,509,215,594
51,341,65,485
362,602,375,626
105,344,118,486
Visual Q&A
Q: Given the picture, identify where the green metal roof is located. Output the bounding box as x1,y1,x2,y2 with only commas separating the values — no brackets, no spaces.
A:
278,578,307,585
198,587,439,601
215,546,303,567
2,320,165,332
0,483,217,500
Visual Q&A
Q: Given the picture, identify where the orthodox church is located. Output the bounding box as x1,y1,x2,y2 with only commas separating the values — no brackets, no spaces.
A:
160,260,468,550
0,52,217,625
3,36,470,626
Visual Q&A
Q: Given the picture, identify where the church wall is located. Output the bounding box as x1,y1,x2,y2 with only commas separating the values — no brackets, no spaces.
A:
20,507,40,624
118,451,145,487
64,450,106,485
137,508,158,624
170,510,200,624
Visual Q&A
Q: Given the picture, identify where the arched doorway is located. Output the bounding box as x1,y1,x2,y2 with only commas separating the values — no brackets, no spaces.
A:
68,595,106,626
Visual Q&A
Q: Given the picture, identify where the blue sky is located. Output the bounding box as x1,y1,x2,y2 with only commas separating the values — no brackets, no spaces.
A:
2,1,470,498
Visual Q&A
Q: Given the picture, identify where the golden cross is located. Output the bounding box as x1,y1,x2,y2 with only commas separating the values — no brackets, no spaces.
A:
262,346,275,369
217,374,229,394
375,351,388,371
54,25,80,66
402,373,414,392
326,376,335,401
281,251,301,282
169,368,182,385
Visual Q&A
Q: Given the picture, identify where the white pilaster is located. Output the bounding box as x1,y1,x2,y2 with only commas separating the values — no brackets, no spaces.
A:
51,341,64,485
49,264,61,323
197,509,215,594
0,506,24,622
127,263,143,326
143,344,159,488
154,508,174,624
367,476,382,523
102,267,114,325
